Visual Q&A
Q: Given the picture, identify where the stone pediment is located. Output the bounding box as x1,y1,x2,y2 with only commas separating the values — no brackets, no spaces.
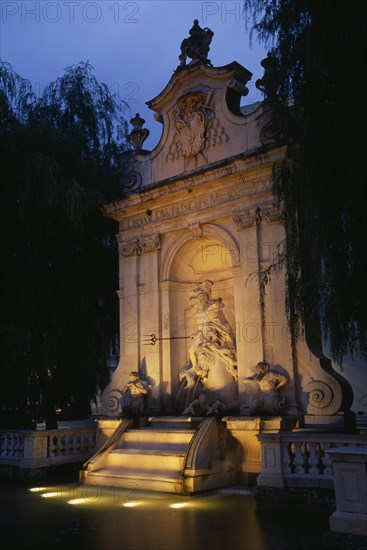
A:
122,61,266,192
146,61,251,113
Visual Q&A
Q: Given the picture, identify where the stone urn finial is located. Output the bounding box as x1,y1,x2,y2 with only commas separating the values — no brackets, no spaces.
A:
128,113,150,150
255,53,281,101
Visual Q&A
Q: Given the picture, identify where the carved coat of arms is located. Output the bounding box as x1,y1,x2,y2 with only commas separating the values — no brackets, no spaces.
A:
166,90,228,167
176,98,206,158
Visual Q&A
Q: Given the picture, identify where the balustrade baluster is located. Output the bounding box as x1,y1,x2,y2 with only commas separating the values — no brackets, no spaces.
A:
59,434,66,455
63,434,69,455
7,435,14,457
17,435,22,457
87,432,95,454
84,432,90,453
68,434,74,455
285,441,295,474
17,435,23,457
79,433,85,454
316,442,324,474
0,435,5,457
307,442,319,476
320,442,333,477
74,433,79,454
48,434,57,457
293,441,305,475
13,435,19,458
56,434,62,456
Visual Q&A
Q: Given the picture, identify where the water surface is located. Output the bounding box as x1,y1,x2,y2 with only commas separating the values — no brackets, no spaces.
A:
0,481,332,549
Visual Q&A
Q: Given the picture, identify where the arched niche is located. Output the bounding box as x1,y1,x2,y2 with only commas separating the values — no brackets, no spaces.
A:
163,226,239,404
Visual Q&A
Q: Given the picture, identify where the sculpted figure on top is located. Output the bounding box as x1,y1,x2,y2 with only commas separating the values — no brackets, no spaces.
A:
177,19,214,69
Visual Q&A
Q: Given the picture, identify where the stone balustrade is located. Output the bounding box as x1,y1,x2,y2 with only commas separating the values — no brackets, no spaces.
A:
256,431,367,488
0,427,96,473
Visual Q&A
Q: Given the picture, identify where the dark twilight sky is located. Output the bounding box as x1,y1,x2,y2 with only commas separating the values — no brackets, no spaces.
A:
0,0,268,148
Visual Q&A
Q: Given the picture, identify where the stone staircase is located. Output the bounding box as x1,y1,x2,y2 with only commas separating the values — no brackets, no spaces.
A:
80,416,236,494
81,417,200,493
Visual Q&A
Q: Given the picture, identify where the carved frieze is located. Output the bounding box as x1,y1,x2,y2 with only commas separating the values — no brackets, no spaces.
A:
233,210,256,229
233,204,283,229
119,238,140,257
258,204,284,224
124,182,254,230
119,235,161,257
139,234,161,253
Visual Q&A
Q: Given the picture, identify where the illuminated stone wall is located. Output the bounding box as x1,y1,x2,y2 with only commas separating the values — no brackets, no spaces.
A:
101,60,350,426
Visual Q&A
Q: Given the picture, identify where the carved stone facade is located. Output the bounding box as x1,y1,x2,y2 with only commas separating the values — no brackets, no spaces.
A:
101,52,351,430
166,89,228,168
178,280,238,414
233,204,283,229
243,361,289,416
118,235,160,257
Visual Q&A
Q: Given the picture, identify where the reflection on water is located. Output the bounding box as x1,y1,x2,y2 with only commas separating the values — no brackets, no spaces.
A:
0,482,331,550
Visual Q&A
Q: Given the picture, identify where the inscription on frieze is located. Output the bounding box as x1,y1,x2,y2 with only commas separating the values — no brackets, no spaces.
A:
124,184,255,230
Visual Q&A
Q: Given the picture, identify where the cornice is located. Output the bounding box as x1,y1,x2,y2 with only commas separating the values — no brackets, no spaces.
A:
103,143,286,221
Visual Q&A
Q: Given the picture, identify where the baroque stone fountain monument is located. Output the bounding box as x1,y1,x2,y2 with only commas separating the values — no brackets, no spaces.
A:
80,21,353,494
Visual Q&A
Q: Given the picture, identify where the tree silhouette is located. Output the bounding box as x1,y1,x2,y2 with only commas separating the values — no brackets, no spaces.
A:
0,61,129,428
244,0,367,363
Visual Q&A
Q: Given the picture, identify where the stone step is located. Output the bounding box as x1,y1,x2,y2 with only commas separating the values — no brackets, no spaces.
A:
114,448,186,456
106,449,185,471
117,429,194,451
86,468,183,493
146,416,203,429
81,417,206,494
